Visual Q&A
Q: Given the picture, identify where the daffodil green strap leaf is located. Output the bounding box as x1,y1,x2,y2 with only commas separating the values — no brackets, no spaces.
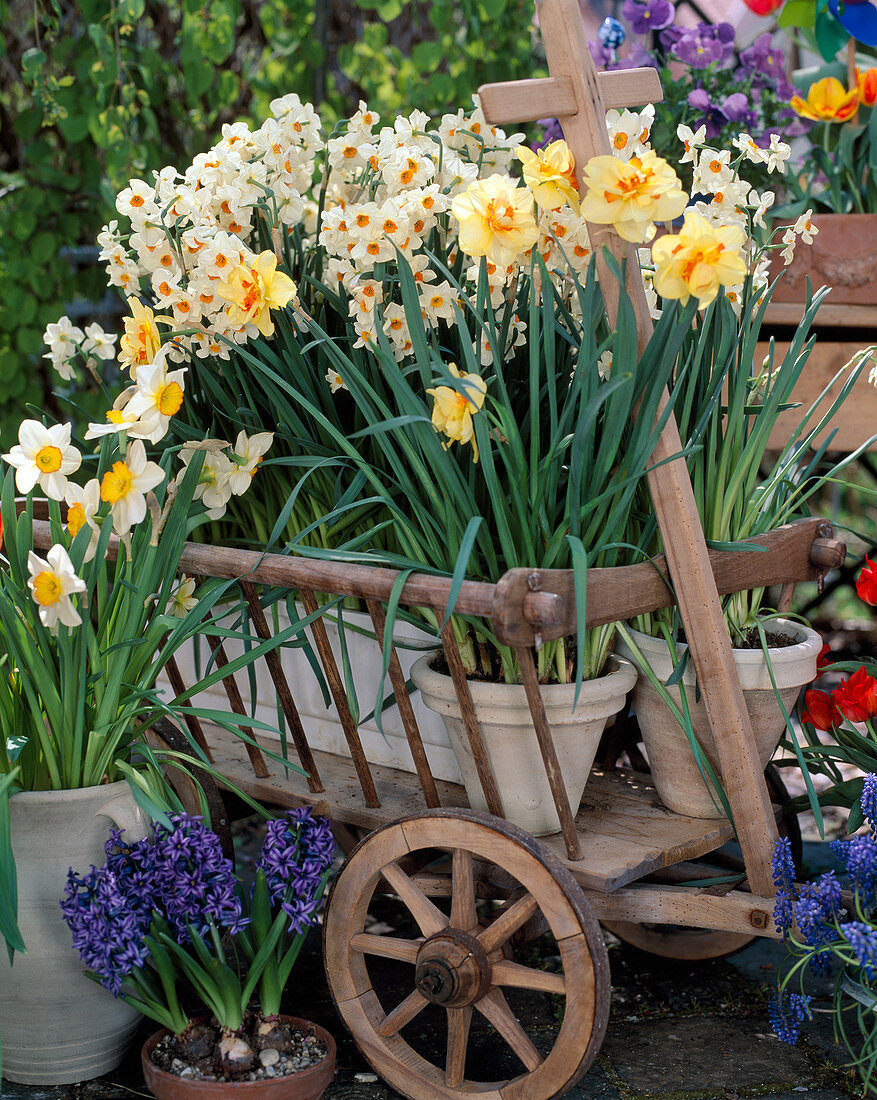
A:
441,516,483,631
565,534,589,708
704,539,769,551
374,568,414,738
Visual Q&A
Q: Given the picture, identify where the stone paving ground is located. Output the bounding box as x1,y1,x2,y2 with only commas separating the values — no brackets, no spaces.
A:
0,838,865,1100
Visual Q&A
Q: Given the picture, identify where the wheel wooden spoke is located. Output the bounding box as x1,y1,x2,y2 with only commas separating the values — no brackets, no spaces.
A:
350,933,421,963
378,988,429,1037
492,959,566,995
475,987,543,1072
450,848,477,931
445,1004,472,1088
381,860,449,938
477,892,539,955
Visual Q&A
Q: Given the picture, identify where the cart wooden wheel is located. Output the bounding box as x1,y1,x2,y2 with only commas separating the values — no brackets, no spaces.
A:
602,764,802,960
323,808,610,1099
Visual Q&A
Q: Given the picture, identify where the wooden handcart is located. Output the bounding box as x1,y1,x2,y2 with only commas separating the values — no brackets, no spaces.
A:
91,513,839,1100
35,3,852,1093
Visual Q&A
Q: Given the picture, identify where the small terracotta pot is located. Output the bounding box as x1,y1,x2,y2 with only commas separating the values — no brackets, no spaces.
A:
141,1017,336,1099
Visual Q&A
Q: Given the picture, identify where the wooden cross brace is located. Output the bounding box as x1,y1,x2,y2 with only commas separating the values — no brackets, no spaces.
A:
479,0,779,898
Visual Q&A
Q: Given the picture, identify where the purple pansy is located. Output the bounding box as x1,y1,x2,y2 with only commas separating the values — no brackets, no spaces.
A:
671,22,736,69
622,0,675,35
687,88,755,140
738,33,787,79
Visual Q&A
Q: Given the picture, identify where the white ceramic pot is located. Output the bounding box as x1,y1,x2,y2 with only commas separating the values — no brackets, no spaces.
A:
616,620,823,819
0,781,147,1084
160,602,463,782
410,652,637,835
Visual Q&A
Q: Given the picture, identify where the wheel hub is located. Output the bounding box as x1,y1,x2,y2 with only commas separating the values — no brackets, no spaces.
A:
414,929,491,1007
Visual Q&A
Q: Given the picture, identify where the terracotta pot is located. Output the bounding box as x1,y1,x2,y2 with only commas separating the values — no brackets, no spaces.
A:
769,213,877,309
0,781,147,1084
411,652,637,835
141,1017,337,1099
617,620,822,819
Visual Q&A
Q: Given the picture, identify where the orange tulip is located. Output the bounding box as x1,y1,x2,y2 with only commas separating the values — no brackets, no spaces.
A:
790,77,859,122
859,67,877,108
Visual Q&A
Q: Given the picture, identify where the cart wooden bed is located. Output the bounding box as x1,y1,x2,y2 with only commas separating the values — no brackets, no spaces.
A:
35,3,856,1093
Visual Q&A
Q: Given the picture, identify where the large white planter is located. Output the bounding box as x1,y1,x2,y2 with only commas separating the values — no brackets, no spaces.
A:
160,603,463,782
0,781,147,1084
410,652,637,835
616,620,822,819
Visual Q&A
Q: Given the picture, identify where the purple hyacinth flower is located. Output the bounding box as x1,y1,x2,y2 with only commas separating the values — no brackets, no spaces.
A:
842,921,877,980
769,990,812,1044
622,0,675,34
832,834,877,908
862,773,877,829
256,808,336,935
772,837,797,937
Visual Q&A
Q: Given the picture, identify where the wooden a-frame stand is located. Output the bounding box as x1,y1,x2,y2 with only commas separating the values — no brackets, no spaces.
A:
479,0,779,898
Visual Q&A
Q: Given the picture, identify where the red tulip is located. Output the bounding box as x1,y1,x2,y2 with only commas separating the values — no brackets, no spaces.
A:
801,688,843,730
859,67,877,107
833,667,877,723
741,0,783,13
857,556,877,606
817,643,832,672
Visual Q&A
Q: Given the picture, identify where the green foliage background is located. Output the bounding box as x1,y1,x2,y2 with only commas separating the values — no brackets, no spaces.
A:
0,0,541,450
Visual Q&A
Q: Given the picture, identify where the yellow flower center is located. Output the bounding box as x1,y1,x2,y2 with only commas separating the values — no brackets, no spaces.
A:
486,200,515,232
604,158,653,202
613,133,629,150
35,445,63,473
32,570,62,606
101,461,133,504
67,502,87,538
155,381,184,416
679,242,724,281
107,410,127,424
